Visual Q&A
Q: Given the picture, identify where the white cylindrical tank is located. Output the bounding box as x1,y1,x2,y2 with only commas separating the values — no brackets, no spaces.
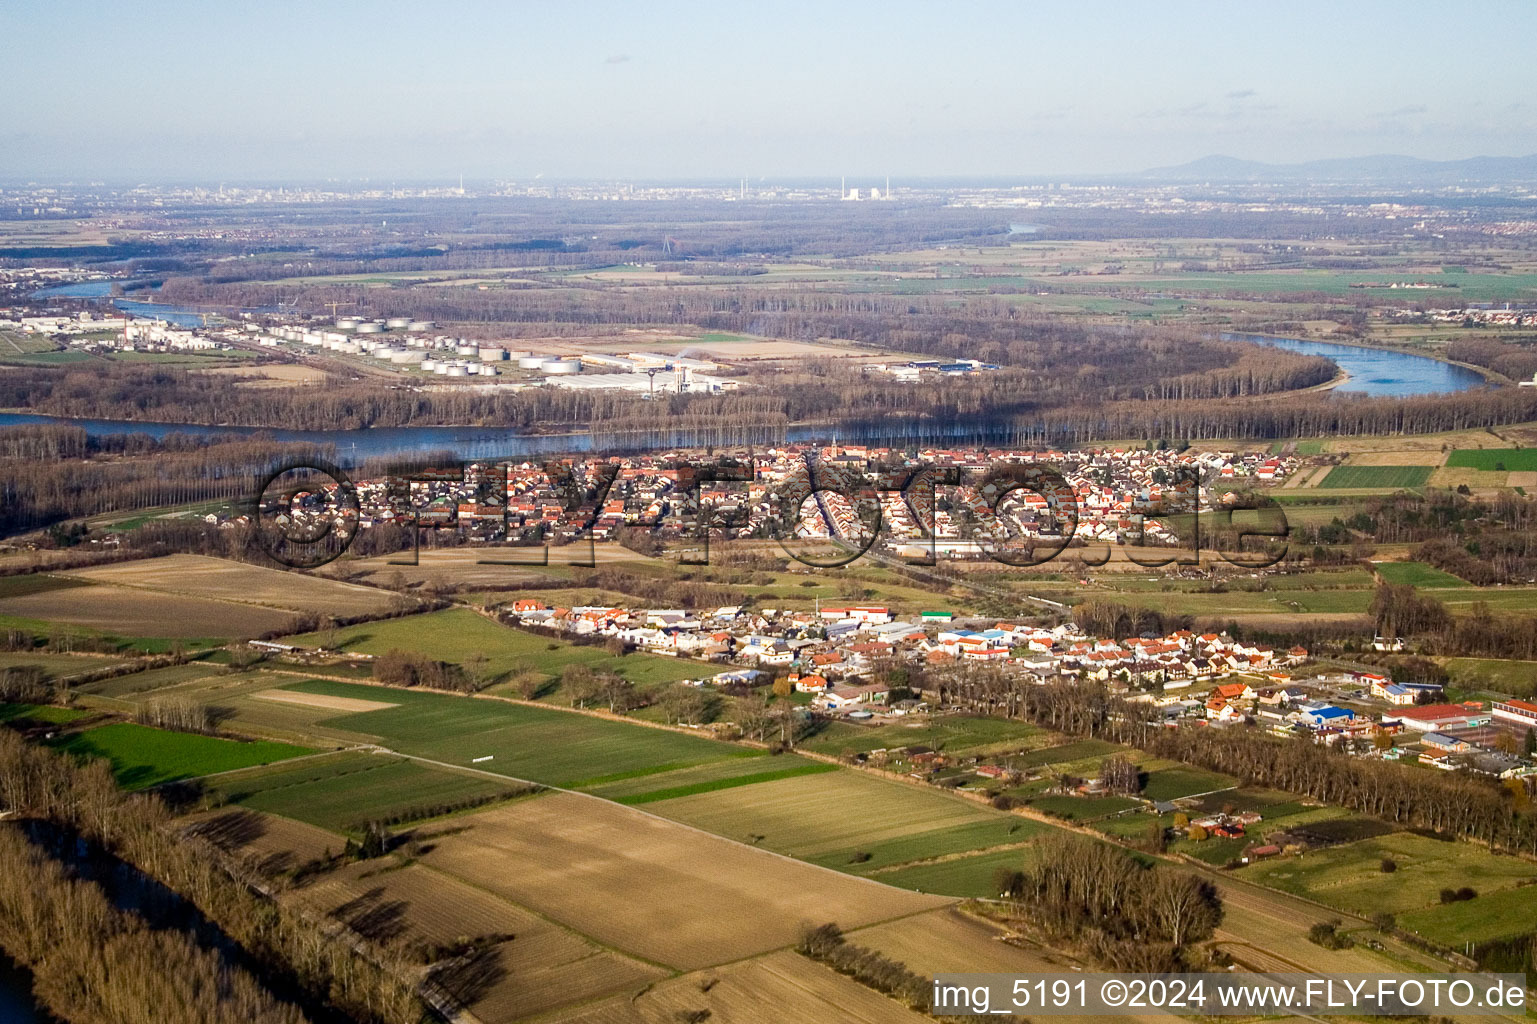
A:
385,317,411,329
357,322,384,334
339,342,361,354
541,358,581,374
455,343,477,356
407,320,433,331
421,358,439,372
390,350,424,364
372,347,403,359
445,365,468,377
517,355,546,369
479,347,507,361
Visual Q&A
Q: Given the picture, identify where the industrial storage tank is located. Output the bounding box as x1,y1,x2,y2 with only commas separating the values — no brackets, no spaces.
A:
455,343,478,356
479,347,507,361
390,350,424,364
372,347,403,359
540,358,582,374
407,320,433,331
420,358,439,372
445,365,468,377
336,318,360,330
356,322,384,334
385,317,411,329
517,355,546,369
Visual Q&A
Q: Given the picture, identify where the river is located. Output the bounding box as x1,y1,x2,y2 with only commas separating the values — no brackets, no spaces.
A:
32,279,241,328
1227,333,1486,397
20,286,1485,462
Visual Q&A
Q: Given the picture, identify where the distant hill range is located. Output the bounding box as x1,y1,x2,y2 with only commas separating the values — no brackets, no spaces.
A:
1140,153,1537,185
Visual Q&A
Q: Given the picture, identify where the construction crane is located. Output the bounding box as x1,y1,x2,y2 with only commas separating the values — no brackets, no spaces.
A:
325,300,357,318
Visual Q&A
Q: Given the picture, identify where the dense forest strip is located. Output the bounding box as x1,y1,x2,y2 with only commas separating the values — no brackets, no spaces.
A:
0,825,309,1024
0,731,423,1024
0,427,332,535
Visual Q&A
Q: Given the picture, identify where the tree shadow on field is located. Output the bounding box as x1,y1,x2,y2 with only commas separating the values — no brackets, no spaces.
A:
433,945,509,1007
205,704,239,729
330,886,412,945
182,808,269,850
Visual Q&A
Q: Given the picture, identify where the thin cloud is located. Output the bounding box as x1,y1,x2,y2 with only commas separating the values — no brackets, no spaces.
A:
604,53,632,65
1226,89,1257,100
1374,104,1428,117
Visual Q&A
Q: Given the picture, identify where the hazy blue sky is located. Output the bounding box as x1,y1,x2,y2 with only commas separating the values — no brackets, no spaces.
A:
5,0,1536,181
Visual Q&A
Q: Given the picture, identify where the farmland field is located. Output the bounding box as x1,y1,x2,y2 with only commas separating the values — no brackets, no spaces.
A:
0,651,129,678
76,662,225,698
51,722,313,788
65,554,399,618
1318,465,1433,489
1373,561,1469,587
809,817,1046,874
284,607,705,688
875,845,1046,897
0,582,296,639
183,807,343,870
0,574,92,599
274,679,751,786
1446,448,1537,472
415,793,947,970
208,750,528,831
551,949,933,1024
294,859,666,1022
641,768,1015,859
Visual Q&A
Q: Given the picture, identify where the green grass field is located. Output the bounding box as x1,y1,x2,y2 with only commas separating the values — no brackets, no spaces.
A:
1446,448,1537,472
1441,657,1537,698
578,753,786,799
1241,833,1537,920
209,750,525,831
1319,465,1433,489
51,723,313,789
1012,739,1123,769
798,715,1043,758
614,761,838,804
0,702,92,725
285,607,704,689
875,845,1046,898
1374,561,1469,588
1028,794,1143,820
1397,884,1537,947
807,817,1046,875
1139,767,1236,802
276,679,749,787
